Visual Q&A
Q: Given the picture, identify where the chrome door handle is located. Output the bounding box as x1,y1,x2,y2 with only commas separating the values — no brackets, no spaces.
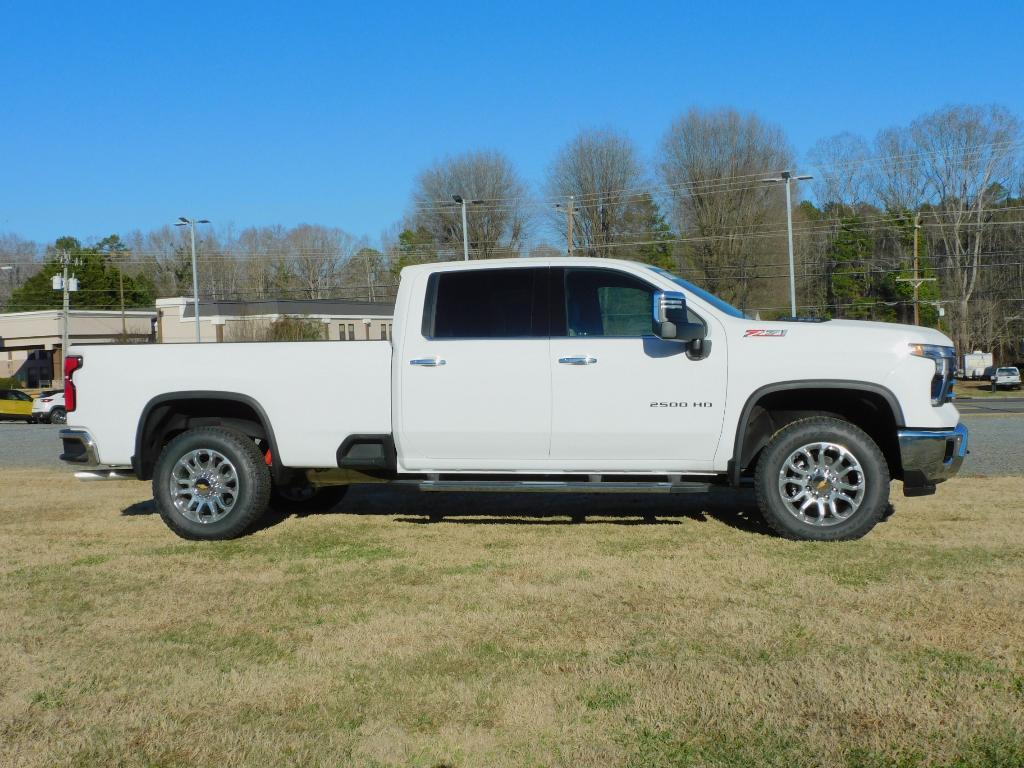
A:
558,356,597,365
410,357,446,367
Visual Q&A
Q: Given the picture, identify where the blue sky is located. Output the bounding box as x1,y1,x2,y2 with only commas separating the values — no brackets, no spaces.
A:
2,0,1022,246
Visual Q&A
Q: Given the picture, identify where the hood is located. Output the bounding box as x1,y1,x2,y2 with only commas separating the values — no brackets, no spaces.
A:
816,319,952,347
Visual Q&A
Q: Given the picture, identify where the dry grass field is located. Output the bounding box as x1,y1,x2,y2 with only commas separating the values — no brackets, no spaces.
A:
1,469,1022,768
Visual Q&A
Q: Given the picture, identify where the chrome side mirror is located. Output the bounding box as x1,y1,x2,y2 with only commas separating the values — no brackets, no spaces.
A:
653,290,705,342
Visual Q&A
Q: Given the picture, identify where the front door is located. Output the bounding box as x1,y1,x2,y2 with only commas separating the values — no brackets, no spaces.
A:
548,267,727,471
399,266,551,469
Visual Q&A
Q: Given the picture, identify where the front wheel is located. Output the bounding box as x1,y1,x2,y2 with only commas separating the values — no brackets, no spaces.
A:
754,417,890,541
153,426,271,540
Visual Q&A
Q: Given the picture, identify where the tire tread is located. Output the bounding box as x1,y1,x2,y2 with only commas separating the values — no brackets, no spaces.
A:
754,416,890,542
154,426,271,540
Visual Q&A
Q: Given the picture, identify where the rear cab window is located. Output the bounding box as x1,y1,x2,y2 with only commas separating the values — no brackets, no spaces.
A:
422,267,548,339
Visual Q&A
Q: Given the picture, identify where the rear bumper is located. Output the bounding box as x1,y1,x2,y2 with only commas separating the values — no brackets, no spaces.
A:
898,423,968,496
59,428,135,480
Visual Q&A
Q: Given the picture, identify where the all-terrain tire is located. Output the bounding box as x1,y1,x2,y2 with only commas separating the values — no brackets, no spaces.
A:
754,416,890,542
153,426,271,540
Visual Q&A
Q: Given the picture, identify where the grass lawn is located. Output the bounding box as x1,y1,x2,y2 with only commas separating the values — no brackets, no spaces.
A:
954,382,1023,399
1,470,1022,768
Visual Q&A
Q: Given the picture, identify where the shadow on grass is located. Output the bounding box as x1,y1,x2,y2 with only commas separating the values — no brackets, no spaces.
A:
121,485,773,537
122,499,157,516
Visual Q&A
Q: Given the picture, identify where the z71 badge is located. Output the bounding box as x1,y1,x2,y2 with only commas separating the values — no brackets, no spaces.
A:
744,329,787,337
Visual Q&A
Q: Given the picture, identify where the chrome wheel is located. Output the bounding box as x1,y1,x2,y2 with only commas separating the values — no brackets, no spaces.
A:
777,442,865,527
169,448,239,524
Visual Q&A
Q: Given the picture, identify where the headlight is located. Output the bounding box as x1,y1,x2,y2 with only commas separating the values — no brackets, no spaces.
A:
909,343,956,405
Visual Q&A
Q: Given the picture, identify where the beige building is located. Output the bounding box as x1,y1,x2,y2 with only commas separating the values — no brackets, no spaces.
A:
155,297,395,343
0,309,157,387
0,298,394,387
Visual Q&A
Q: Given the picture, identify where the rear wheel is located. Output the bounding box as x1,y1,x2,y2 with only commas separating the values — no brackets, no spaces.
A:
754,416,889,541
153,426,270,540
49,407,66,425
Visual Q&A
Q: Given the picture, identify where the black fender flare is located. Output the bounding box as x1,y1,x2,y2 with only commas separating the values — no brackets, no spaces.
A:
133,391,281,481
728,380,905,486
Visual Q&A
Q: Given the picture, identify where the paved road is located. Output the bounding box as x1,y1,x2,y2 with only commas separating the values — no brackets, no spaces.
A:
956,396,1024,414
2,414,1020,477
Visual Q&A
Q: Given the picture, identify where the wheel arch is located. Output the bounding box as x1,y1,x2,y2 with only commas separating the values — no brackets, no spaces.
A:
729,380,905,486
134,391,282,481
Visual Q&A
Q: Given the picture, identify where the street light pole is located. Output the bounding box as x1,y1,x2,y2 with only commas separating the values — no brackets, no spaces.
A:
762,171,812,317
175,217,211,342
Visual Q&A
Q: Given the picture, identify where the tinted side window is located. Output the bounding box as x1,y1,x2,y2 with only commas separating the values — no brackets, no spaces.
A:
564,269,655,337
427,268,547,339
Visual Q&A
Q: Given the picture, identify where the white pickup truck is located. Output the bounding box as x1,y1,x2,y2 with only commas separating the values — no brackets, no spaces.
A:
59,257,967,541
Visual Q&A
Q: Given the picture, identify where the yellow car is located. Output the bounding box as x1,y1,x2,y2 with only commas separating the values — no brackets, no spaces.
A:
0,389,35,423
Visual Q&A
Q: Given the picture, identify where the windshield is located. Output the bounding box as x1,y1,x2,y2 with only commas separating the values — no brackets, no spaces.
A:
997,368,1018,374
649,267,748,319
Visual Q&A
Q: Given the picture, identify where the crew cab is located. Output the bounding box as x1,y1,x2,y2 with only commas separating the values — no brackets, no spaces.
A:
59,258,968,541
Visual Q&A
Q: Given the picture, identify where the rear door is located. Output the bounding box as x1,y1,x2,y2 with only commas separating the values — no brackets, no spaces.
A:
398,266,551,469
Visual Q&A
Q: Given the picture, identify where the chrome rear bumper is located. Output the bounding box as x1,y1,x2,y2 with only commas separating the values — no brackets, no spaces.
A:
898,423,968,496
59,428,135,480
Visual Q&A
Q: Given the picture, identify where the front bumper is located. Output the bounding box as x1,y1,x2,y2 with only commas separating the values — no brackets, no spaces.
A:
59,429,135,480
898,422,968,496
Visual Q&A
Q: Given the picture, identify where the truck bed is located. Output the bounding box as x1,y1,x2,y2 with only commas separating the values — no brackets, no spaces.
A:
67,341,393,467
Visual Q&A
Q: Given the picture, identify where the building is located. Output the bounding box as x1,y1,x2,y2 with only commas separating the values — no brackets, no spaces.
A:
0,309,157,387
0,297,395,388
155,297,395,343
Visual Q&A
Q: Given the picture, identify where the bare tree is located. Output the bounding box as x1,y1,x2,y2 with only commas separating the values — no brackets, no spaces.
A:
871,127,928,212
286,225,362,299
658,108,794,308
911,105,1022,351
0,234,41,307
545,129,645,257
807,132,873,209
412,151,527,259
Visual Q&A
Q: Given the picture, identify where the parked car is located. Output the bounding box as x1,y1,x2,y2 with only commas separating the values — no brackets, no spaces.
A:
984,366,1022,390
32,390,66,424
58,257,967,542
0,389,36,423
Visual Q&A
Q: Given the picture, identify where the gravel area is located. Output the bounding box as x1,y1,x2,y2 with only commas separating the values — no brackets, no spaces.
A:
2,415,1020,477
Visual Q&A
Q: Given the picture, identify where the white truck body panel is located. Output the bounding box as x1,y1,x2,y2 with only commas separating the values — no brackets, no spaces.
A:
69,341,392,467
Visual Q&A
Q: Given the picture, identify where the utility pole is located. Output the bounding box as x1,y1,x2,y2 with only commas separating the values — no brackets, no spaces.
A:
363,250,376,302
119,264,126,336
897,213,935,326
452,195,471,261
555,195,576,256
105,243,128,337
54,249,80,369
762,171,813,316
567,195,575,256
913,213,921,326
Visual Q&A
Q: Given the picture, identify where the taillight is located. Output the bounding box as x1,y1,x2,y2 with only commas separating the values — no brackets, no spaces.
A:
64,355,83,412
